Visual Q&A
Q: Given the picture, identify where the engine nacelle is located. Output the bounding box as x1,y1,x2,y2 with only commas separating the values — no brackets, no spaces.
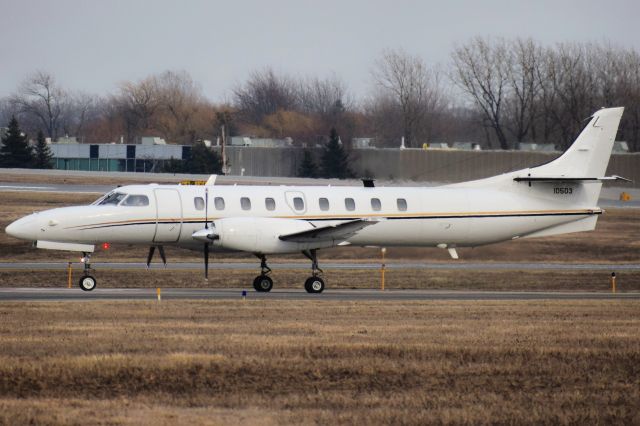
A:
212,217,335,254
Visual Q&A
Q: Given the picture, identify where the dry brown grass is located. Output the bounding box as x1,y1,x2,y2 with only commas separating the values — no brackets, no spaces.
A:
0,300,638,424
1,191,639,264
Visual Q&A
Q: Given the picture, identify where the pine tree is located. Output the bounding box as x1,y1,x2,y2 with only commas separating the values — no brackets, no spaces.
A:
321,128,354,179
184,142,223,174
297,149,319,178
0,116,33,168
33,130,53,169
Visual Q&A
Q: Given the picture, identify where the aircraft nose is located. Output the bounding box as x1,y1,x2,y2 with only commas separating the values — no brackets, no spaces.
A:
5,214,38,241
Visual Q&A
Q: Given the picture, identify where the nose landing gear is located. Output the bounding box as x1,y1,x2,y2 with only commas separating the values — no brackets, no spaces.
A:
79,252,97,291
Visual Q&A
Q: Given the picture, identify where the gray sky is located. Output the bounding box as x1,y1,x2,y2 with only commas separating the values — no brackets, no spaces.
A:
1,0,639,101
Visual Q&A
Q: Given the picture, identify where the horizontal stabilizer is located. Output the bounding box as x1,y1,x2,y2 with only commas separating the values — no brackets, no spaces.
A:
279,219,376,243
513,175,631,183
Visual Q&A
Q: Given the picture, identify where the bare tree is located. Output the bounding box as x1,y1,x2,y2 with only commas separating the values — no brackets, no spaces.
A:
233,68,299,123
451,37,510,149
372,48,444,147
10,71,69,140
154,70,206,144
115,76,161,143
504,38,542,142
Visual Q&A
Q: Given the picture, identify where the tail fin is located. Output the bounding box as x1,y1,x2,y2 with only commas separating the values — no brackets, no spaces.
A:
531,107,623,177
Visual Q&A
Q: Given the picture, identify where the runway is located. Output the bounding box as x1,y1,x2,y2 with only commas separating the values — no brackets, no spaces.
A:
0,287,638,301
1,261,639,271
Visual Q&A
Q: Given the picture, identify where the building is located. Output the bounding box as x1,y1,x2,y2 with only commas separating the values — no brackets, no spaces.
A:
517,142,558,152
230,137,293,148
51,143,191,172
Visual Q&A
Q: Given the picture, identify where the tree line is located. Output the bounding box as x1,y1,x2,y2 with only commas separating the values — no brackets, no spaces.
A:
1,37,639,153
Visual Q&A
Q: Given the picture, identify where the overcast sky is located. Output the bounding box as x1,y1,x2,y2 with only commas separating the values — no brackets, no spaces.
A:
1,0,639,102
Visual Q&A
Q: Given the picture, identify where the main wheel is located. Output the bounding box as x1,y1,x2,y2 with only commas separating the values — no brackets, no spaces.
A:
79,275,97,291
304,276,325,294
253,275,273,292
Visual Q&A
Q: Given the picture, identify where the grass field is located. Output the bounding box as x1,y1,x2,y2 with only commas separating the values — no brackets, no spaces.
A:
0,300,638,425
1,268,639,292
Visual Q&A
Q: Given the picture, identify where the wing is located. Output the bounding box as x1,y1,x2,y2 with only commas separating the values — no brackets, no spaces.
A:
279,219,377,243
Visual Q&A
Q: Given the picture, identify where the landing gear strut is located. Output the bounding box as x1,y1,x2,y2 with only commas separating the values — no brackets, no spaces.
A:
302,249,325,293
253,254,273,292
79,252,97,291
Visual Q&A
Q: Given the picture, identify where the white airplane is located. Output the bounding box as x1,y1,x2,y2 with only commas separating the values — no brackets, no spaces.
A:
5,107,629,293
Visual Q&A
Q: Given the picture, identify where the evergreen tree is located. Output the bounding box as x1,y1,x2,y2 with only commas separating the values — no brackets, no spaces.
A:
184,142,223,174
297,149,319,178
0,116,34,168
161,157,185,174
33,130,53,169
321,128,354,179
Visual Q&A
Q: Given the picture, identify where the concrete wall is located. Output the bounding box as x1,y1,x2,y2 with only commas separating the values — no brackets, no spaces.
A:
220,147,640,186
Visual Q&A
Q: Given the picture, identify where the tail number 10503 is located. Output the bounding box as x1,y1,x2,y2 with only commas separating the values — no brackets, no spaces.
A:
554,187,573,195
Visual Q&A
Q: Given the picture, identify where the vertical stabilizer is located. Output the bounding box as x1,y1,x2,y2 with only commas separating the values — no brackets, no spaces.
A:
531,107,623,177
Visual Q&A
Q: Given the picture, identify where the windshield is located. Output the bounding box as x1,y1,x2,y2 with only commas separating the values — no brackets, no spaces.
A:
97,192,127,205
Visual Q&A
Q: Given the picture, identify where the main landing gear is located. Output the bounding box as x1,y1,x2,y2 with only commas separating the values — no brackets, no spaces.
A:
253,254,273,292
79,252,97,291
302,249,325,294
251,250,325,294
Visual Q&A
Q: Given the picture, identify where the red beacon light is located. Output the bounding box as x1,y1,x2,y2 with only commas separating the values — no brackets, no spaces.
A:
102,242,111,250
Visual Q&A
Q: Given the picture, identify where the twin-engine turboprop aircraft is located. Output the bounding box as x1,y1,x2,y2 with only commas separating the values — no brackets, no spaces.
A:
5,107,629,293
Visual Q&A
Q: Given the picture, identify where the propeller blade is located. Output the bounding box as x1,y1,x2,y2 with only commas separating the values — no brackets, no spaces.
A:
146,246,156,268
205,187,209,229
158,245,167,267
204,243,209,280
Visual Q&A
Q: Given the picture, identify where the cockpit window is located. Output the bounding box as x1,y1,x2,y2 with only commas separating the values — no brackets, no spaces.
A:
121,195,149,206
98,192,127,205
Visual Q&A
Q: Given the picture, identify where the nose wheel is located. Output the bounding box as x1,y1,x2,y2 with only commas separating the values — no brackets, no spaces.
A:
79,275,97,291
79,252,97,291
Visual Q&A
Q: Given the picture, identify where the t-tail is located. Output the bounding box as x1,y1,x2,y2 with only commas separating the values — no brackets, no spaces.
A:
513,106,627,206
451,107,628,237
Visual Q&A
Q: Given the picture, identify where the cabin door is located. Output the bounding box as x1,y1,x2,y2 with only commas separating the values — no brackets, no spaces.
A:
153,189,183,243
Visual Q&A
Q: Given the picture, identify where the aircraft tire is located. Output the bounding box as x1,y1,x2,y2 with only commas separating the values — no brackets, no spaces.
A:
304,276,324,294
253,275,273,292
79,275,97,291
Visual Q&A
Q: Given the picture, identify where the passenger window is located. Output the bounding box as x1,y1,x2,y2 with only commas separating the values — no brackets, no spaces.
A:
214,197,225,210
241,197,251,210
371,198,381,211
397,198,408,211
265,197,276,211
194,197,205,211
345,198,355,211
293,197,304,211
319,198,329,211
121,195,149,206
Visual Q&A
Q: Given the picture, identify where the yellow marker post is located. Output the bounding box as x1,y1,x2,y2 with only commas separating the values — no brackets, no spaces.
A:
611,272,616,293
157,288,162,302
67,262,72,289
381,247,387,291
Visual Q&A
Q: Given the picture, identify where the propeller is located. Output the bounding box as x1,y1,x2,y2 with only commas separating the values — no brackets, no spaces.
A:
204,187,209,280
146,245,167,268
